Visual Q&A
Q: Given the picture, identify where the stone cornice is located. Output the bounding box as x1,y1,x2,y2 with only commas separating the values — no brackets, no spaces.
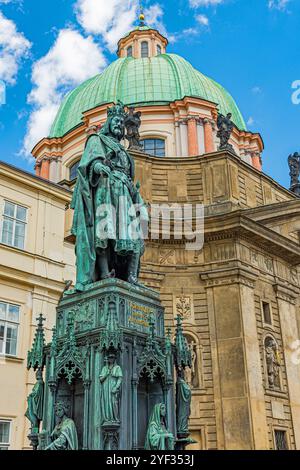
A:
0,261,68,295
204,211,300,266
0,242,65,268
0,160,72,201
200,266,258,288
244,199,300,224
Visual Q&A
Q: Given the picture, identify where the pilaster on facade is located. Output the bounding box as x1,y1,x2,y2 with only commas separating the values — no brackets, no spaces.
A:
274,280,300,448
187,116,199,157
201,265,271,449
203,118,215,154
251,151,262,171
40,156,50,179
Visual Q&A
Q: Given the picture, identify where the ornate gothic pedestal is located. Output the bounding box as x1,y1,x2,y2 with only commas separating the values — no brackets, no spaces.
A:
30,279,182,450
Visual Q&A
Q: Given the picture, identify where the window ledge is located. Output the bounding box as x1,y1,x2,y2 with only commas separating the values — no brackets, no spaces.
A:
0,241,25,252
0,241,65,267
0,355,24,364
265,388,287,399
191,388,207,396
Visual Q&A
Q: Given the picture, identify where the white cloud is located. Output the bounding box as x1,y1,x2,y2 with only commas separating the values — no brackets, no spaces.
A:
75,0,169,52
0,11,31,85
189,0,225,7
247,116,254,126
268,0,291,10
23,0,170,156
145,4,165,31
196,14,209,26
0,0,23,6
22,28,106,157
75,0,139,52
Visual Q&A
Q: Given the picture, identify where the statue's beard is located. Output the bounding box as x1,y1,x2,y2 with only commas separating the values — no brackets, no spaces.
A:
111,126,122,139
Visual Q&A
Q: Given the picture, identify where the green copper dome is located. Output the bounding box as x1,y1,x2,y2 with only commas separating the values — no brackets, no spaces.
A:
49,53,246,138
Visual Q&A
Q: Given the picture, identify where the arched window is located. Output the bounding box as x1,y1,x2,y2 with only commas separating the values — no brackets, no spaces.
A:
157,45,162,55
141,41,149,58
141,138,165,157
70,160,80,180
127,46,133,57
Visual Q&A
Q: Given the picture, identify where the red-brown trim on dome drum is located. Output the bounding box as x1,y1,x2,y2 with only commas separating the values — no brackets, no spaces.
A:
32,97,264,182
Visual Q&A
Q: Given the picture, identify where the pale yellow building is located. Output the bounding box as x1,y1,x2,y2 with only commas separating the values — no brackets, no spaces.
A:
0,161,73,449
0,23,300,450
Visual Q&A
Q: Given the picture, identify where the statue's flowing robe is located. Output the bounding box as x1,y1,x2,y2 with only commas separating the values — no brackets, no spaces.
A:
71,133,148,290
144,404,174,450
176,377,192,434
100,364,123,423
25,380,44,430
48,418,78,450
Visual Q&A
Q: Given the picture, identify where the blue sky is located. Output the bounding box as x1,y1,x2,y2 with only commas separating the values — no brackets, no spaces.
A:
0,0,299,189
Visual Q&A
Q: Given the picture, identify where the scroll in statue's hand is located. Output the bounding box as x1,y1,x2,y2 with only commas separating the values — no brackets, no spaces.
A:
94,162,111,176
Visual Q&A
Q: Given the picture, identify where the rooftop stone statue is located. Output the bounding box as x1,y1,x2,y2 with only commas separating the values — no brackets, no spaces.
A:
217,112,235,153
288,153,300,196
124,107,143,150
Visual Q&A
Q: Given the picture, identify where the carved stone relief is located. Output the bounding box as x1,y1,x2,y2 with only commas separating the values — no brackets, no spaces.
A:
204,242,235,263
174,295,195,324
240,244,274,275
159,249,176,265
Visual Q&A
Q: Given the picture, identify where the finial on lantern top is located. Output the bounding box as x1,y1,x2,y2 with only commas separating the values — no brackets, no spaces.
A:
139,2,145,26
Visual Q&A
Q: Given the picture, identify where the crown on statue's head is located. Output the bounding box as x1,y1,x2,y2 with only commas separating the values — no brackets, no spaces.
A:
107,100,127,119
55,400,70,414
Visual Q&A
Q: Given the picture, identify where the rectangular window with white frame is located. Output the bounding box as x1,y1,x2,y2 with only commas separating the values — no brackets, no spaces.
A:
1,200,27,250
0,420,11,450
0,302,20,356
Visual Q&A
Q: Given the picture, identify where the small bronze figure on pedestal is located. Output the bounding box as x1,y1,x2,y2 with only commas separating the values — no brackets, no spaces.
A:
45,402,78,450
25,368,44,450
144,403,175,450
100,352,123,425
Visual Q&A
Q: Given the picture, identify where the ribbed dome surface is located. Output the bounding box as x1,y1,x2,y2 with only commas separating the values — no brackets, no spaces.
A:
50,53,246,138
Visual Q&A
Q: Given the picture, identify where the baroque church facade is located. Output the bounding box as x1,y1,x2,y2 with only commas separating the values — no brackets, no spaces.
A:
0,21,300,450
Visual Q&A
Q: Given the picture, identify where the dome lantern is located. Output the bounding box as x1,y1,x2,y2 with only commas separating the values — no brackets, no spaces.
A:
117,12,168,59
